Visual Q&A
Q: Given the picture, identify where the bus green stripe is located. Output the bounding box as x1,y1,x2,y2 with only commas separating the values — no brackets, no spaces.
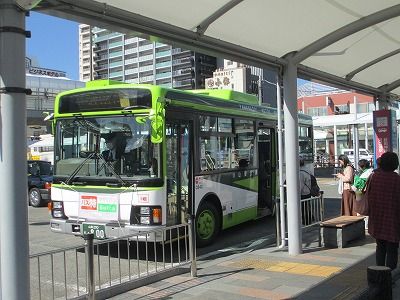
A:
222,206,257,230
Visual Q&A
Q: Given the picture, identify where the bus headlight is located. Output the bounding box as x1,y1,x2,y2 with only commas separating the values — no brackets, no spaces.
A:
130,206,162,225
52,201,66,219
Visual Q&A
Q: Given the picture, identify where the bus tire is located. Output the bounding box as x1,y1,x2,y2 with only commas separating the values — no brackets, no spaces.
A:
29,188,43,207
196,201,220,247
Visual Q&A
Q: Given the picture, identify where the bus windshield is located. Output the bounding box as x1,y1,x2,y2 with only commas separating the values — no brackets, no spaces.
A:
54,115,160,180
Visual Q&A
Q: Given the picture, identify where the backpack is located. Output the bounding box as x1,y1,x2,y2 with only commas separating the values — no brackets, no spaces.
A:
301,170,320,196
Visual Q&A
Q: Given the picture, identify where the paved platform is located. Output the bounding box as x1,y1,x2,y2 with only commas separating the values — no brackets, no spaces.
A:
109,227,400,300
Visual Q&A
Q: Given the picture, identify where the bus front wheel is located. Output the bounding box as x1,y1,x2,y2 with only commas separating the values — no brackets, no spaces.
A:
196,202,220,247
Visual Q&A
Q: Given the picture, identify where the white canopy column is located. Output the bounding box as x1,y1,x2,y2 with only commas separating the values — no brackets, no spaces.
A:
0,1,30,299
283,56,302,255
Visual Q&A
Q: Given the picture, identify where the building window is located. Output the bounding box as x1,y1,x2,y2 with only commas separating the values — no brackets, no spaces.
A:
306,106,327,116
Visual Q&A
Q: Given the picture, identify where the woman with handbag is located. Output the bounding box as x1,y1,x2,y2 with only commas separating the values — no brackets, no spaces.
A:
336,154,356,216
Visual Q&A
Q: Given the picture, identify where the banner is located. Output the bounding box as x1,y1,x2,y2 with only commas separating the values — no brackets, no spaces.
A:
373,110,397,163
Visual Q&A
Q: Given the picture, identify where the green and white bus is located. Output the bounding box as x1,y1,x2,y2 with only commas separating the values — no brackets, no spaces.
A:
49,80,313,246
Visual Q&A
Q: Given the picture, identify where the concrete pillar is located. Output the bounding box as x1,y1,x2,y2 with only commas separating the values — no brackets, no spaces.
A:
283,56,302,255
0,1,30,299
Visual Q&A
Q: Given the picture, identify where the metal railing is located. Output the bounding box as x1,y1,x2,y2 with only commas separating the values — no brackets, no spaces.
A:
275,192,325,246
30,222,196,300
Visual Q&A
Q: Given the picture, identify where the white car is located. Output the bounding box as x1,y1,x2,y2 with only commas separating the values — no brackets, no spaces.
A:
342,148,373,165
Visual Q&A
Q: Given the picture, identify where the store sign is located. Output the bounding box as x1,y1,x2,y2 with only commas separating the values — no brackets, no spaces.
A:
25,57,66,78
373,110,397,162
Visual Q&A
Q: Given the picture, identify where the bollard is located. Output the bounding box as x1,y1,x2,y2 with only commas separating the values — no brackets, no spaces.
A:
367,266,392,300
84,234,95,300
187,215,197,277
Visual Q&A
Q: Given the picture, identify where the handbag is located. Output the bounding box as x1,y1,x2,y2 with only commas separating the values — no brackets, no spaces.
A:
338,178,343,195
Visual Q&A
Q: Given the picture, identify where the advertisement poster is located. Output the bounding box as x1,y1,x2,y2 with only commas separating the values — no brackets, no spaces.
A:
373,110,397,163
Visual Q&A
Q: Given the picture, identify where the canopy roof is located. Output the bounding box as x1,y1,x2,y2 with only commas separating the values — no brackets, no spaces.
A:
35,0,400,99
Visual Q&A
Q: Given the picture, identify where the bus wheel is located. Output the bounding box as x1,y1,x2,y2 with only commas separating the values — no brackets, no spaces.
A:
196,202,220,247
29,188,43,207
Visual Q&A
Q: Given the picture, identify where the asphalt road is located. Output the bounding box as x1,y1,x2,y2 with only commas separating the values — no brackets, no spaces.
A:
27,177,341,299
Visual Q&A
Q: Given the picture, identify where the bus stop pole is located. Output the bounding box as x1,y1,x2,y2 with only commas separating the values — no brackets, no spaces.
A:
0,1,30,299
282,56,302,255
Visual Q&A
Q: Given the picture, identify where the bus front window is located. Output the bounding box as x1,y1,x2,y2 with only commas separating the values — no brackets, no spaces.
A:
55,116,160,180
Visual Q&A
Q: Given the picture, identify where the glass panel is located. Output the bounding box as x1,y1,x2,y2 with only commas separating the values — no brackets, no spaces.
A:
200,136,218,171
199,116,217,132
218,118,232,133
234,119,255,167
55,116,159,179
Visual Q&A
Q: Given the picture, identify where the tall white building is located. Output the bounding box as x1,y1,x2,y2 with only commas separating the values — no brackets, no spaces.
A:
78,25,217,89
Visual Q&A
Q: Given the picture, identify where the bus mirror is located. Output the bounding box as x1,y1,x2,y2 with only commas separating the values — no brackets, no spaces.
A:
149,109,163,144
135,116,148,124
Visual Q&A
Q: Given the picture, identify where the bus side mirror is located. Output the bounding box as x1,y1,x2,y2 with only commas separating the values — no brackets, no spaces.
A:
149,108,163,144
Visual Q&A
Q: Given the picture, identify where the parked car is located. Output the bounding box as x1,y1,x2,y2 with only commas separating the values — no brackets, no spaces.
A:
28,160,53,207
342,148,373,165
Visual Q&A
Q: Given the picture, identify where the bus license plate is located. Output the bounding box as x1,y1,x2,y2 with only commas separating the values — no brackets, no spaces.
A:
82,224,106,239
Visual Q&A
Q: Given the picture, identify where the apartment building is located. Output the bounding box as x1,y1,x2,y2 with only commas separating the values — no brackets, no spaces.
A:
79,25,216,89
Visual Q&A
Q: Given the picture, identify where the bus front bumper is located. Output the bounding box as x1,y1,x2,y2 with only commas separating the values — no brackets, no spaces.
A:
50,219,167,242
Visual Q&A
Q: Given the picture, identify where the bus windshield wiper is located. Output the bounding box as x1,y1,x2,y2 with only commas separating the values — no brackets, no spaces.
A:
97,153,126,185
65,152,126,186
65,152,96,185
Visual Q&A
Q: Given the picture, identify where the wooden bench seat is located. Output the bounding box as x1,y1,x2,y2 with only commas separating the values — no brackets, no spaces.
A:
320,216,365,248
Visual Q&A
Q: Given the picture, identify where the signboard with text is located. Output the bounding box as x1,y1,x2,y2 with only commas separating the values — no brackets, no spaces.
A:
373,110,397,164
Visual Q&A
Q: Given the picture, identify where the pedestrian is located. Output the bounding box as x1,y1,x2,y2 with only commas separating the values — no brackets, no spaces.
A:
299,158,312,225
367,152,400,270
352,159,373,226
336,154,356,216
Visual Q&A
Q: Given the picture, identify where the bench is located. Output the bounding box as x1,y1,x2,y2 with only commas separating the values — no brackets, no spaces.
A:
319,216,365,248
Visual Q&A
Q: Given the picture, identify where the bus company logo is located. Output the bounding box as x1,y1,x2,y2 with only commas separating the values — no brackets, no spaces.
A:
81,195,97,210
138,194,149,203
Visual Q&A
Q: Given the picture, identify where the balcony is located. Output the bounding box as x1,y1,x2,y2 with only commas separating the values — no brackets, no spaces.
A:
94,64,108,71
94,32,122,43
138,54,153,62
125,48,137,55
156,72,171,80
156,61,171,69
109,61,122,68
109,41,123,49
173,79,193,88
125,68,138,75
172,57,192,66
139,65,154,73
139,75,154,83
139,44,153,52
125,58,138,65
155,50,171,58
109,71,123,78
109,51,123,59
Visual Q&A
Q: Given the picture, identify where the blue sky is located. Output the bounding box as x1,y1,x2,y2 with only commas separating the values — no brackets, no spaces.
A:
26,12,79,80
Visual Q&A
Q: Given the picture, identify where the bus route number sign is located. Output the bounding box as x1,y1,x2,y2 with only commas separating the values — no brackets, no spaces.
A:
82,223,106,239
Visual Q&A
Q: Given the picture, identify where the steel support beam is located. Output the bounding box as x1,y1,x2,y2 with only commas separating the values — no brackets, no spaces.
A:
293,4,400,64
196,0,243,36
0,1,30,299
283,56,302,255
345,48,400,81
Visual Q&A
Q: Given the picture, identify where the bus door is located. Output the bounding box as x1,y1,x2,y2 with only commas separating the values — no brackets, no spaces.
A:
257,127,275,213
165,121,191,226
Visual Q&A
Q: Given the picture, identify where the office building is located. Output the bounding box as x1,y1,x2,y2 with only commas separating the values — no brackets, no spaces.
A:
25,57,84,137
79,25,216,89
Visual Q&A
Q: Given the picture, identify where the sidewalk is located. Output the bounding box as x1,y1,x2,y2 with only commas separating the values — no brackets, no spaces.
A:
109,227,400,300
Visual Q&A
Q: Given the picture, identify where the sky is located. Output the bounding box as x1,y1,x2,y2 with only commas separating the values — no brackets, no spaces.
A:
26,12,79,80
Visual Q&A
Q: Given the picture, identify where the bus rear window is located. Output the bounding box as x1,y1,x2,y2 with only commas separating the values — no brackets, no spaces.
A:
58,89,152,113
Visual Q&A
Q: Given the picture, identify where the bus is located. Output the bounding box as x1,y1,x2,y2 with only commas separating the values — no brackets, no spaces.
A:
49,80,313,246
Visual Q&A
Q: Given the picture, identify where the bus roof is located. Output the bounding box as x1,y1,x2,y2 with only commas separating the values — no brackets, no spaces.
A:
54,80,312,125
